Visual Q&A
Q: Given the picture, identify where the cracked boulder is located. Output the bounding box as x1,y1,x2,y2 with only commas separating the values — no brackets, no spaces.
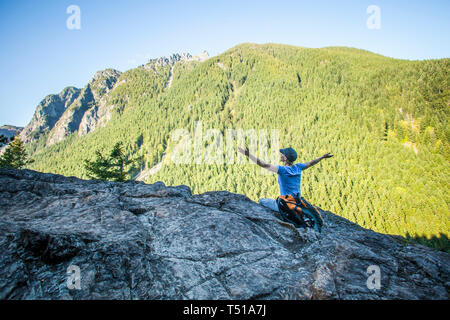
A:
0,168,448,299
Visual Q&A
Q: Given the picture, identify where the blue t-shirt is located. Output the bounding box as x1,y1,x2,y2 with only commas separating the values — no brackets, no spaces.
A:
277,163,307,196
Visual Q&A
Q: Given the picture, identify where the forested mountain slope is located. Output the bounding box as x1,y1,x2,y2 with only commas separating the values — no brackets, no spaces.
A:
23,43,449,251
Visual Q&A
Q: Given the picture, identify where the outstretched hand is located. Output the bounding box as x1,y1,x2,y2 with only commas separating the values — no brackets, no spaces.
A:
322,153,334,159
238,147,250,157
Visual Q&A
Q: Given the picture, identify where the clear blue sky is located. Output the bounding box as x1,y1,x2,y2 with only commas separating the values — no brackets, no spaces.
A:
1,0,449,127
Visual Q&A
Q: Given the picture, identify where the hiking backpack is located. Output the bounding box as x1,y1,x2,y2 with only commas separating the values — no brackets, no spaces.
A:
276,193,324,232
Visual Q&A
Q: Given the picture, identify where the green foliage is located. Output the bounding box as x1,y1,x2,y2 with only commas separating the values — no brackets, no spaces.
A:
0,137,34,169
25,43,449,252
84,142,142,182
0,134,8,147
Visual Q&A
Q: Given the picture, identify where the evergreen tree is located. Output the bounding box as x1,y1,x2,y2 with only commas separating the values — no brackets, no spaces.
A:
0,137,34,169
84,142,142,181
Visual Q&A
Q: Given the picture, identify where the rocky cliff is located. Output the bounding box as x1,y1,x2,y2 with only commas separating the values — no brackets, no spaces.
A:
17,69,122,147
142,51,209,69
0,125,23,140
0,125,23,154
0,168,448,300
18,86,81,144
46,69,122,146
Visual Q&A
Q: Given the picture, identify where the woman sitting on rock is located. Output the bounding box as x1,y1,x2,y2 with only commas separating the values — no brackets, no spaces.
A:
238,146,333,230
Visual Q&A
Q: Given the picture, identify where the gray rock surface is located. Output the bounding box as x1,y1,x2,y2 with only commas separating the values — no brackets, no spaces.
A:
47,69,121,146
0,125,23,154
145,53,193,69
142,51,209,71
16,69,121,147
78,68,123,137
0,125,23,140
0,168,448,300
18,87,81,144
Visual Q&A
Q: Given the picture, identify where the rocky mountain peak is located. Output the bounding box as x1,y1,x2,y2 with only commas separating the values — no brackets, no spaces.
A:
145,53,191,68
0,125,23,140
144,51,209,69
0,125,23,154
92,68,121,82
45,68,123,146
192,50,209,62
18,86,81,144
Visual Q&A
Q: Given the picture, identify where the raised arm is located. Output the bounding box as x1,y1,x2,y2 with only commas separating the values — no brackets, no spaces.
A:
238,147,278,173
304,153,333,169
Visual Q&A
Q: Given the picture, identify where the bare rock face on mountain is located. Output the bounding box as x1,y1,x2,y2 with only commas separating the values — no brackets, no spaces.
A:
0,125,23,140
47,69,122,146
18,69,122,147
0,125,23,154
0,168,448,300
18,87,81,144
45,85,95,146
78,69,123,137
142,51,209,71
191,50,209,62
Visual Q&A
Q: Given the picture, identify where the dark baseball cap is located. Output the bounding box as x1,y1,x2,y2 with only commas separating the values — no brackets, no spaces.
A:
280,147,297,162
